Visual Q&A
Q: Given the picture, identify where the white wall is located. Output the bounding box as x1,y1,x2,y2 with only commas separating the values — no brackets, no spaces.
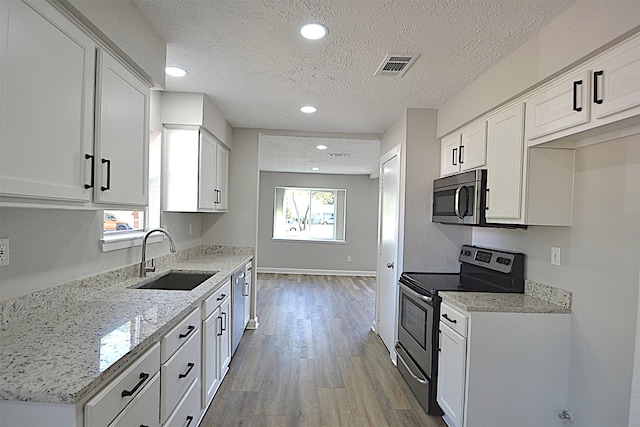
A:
438,1,640,136
472,135,640,426
257,171,378,273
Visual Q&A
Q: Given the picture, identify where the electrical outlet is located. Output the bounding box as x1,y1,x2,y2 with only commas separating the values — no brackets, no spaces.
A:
551,247,561,266
0,238,9,266
347,256,352,263
188,223,193,235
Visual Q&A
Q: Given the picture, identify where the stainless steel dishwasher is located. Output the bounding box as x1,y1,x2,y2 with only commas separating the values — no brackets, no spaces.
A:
231,268,245,355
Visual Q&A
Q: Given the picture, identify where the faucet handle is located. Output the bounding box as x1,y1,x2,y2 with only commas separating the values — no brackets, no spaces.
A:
144,259,155,272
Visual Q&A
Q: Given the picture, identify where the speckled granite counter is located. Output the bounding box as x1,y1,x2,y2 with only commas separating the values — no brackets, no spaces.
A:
0,246,253,405
440,280,571,314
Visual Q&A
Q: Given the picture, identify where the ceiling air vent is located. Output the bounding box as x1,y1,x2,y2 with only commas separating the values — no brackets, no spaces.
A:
328,153,349,157
374,54,419,77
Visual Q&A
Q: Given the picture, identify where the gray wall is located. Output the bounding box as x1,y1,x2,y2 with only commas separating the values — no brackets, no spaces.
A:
257,171,378,273
472,135,639,426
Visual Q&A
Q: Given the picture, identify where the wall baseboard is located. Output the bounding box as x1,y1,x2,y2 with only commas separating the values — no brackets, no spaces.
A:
257,267,376,277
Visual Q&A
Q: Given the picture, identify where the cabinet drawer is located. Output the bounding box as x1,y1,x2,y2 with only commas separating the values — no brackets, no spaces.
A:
162,308,200,362
108,372,160,427
203,279,231,319
440,303,468,337
161,329,201,423
164,378,202,427
85,343,160,427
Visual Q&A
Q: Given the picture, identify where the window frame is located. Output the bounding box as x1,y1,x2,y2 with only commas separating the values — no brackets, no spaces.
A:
272,186,347,243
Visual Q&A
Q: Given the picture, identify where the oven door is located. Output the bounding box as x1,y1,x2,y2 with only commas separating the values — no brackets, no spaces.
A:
397,282,434,378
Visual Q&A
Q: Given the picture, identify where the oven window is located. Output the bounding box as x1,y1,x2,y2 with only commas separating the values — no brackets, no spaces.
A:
400,293,427,349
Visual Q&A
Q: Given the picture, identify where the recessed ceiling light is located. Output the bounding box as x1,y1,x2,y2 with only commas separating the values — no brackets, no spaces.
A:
300,105,317,114
165,66,187,77
316,145,328,150
312,167,320,171
300,23,328,40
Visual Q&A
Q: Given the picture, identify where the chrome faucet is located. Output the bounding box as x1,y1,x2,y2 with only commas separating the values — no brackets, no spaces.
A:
140,228,177,277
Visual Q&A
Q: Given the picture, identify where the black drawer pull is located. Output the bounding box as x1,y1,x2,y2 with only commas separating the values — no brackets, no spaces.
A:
140,425,149,427
573,80,583,112
121,372,149,397
217,293,226,301
179,325,195,339
84,154,94,189
179,362,195,379
101,158,111,191
593,70,604,104
185,416,194,427
442,313,457,324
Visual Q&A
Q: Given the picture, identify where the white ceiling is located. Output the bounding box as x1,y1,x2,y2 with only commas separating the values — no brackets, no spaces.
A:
133,0,574,174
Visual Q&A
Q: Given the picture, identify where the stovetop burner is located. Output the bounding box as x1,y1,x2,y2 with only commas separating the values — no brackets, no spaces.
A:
399,245,525,296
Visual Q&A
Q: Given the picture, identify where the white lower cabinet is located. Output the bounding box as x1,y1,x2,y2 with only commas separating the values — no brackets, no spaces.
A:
164,378,201,427
437,301,570,427
161,318,202,425
85,343,160,427
108,373,160,427
219,295,232,380
201,278,232,409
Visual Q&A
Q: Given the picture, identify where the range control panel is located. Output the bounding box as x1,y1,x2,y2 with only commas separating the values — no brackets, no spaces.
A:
459,245,523,274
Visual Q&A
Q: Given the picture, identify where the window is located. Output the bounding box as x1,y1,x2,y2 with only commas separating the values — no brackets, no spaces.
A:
273,187,346,242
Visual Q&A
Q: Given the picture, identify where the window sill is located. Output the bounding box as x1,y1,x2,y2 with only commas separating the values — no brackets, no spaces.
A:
271,238,346,244
100,232,164,253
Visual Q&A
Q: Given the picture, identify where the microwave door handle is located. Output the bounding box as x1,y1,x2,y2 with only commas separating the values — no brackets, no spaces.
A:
454,186,463,219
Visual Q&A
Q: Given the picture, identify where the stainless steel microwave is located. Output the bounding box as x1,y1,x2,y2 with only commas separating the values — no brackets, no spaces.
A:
432,169,487,225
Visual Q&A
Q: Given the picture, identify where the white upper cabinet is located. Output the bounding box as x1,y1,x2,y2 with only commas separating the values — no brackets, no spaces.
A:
591,34,640,122
93,49,149,207
525,69,590,140
440,121,487,177
485,103,525,222
0,0,151,209
526,32,640,146
0,0,96,203
164,128,228,213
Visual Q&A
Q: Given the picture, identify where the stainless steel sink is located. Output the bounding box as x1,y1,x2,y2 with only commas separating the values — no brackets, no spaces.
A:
135,271,217,291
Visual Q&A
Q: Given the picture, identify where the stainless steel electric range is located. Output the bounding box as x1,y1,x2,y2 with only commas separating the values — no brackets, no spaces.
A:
395,245,525,415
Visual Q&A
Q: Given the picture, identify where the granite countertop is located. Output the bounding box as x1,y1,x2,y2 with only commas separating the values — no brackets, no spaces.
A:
440,291,571,314
0,246,253,406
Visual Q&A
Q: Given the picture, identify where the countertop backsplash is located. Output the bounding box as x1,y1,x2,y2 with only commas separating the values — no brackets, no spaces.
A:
0,245,253,325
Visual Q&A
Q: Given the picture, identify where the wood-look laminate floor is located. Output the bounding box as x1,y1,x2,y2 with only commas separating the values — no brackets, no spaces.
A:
201,274,447,427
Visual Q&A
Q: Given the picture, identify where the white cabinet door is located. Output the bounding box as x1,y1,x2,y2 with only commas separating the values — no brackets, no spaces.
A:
214,142,229,212
441,133,461,176
459,121,487,172
0,0,95,202
244,262,252,328
525,69,590,141
202,306,221,408
485,103,525,222
591,34,640,121
218,296,232,378
108,373,160,427
198,132,217,210
437,322,466,427
94,49,149,207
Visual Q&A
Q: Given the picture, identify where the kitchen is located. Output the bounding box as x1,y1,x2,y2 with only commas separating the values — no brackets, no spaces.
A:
1,1,640,427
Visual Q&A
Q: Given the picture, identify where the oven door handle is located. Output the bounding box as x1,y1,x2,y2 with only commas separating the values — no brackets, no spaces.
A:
395,344,428,385
400,283,433,304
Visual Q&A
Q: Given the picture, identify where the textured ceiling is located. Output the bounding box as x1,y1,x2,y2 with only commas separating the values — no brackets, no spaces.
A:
132,0,574,174
259,135,380,175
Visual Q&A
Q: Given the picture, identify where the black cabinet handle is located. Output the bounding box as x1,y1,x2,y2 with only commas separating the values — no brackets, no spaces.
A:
459,145,464,164
121,372,149,397
217,315,223,336
185,416,194,427
214,189,221,204
179,325,195,339
221,312,227,332
217,293,226,301
452,147,457,166
101,158,111,191
84,154,95,189
178,362,195,379
442,313,457,324
593,70,604,104
573,80,583,112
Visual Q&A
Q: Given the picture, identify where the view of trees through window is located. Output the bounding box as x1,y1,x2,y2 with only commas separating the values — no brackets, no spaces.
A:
274,187,346,241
